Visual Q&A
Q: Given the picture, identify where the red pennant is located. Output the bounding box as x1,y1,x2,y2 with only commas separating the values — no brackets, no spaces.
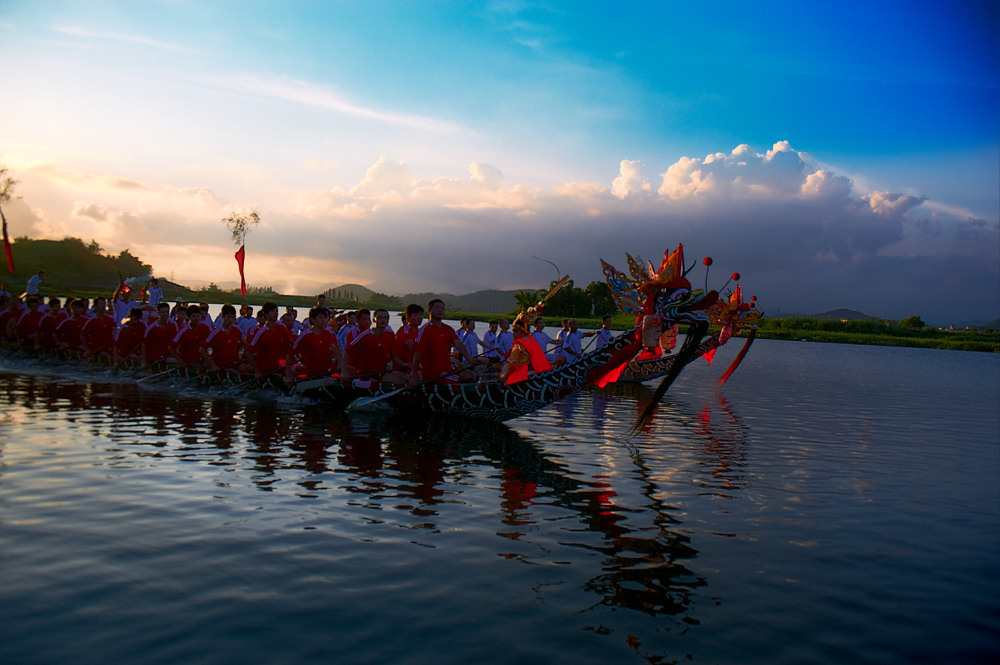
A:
717,329,756,388
235,244,246,297
2,210,13,273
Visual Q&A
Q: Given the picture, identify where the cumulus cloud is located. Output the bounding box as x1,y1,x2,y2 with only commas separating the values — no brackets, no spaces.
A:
611,159,652,199
6,141,998,324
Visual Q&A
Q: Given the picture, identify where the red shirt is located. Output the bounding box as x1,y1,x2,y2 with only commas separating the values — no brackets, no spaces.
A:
114,321,147,359
202,325,244,369
414,322,459,380
143,320,178,364
249,324,292,374
346,329,392,378
15,309,46,344
36,311,67,349
81,314,116,354
0,307,24,343
56,316,86,351
292,328,340,376
173,323,210,366
394,324,419,370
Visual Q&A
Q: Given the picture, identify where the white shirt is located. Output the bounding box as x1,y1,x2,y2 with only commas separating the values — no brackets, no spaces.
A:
146,286,163,306
562,330,583,361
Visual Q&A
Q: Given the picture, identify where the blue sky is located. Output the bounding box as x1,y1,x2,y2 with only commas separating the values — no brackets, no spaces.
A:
1,0,997,324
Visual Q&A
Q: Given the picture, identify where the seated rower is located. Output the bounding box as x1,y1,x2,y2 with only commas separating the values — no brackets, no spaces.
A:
393,303,424,372
35,297,67,351
142,302,178,370
409,298,483,386
171,305,211,372
495,318,513,358
246,301,293,382
582,316,614,348
55,299,88,357
200,304,246,375
113,308,147,368
500,311,552,384
343,308,408,389
561,319,583,363
531,318,561,363
14,296,45,349
81,296,117,362
0,295,23,346
289,306,343,379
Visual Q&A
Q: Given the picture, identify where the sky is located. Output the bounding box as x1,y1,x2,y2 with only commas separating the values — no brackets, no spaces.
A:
0,0,997,326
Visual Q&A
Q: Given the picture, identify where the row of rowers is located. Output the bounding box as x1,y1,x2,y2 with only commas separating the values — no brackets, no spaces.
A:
1,292,617,387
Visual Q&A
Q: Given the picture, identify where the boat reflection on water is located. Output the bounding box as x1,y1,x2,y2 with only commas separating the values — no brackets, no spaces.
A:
0,368,755,638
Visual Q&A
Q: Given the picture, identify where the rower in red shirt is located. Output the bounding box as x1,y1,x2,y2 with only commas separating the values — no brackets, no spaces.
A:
344,308,408,388
409,298,482,386
81,296,117,362
200,304,246,373
393,303,423,372
290,306,343,379
142,302,178,370
247,301,293,381
0,295,24,346
113,308,147,368
35,297,67,351
55,300,88,356
14,296,45,349
171,305,211,370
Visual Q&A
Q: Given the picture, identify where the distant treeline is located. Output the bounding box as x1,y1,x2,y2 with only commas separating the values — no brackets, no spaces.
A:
754,316,999,352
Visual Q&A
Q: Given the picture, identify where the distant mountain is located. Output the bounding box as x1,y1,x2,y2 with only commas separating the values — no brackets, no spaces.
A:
399,289,518,314
326,283,374,302
954,318,999,331
808,308,871,320
325,285,518,313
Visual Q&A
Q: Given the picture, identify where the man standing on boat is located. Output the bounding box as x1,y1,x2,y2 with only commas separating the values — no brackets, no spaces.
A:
25,270,44,297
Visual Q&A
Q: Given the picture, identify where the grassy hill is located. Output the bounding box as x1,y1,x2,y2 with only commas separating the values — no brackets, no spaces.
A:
4,237,151,293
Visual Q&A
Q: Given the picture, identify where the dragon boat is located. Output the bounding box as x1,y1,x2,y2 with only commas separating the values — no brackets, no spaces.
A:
291,244,720,423
0,244,747,425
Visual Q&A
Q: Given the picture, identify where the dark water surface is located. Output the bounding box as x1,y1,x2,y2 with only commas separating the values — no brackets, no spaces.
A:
1,340,997,664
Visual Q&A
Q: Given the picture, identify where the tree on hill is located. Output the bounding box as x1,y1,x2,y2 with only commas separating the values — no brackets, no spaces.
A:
899,315,925,329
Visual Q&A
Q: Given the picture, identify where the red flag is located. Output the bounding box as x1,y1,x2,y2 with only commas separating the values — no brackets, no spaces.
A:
235,244,246,297
2,210,13,273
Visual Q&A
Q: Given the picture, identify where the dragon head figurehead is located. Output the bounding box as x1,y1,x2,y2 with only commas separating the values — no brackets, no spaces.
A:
602,243,716,326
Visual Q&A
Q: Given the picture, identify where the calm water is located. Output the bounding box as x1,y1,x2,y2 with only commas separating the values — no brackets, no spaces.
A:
1,340,997,664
